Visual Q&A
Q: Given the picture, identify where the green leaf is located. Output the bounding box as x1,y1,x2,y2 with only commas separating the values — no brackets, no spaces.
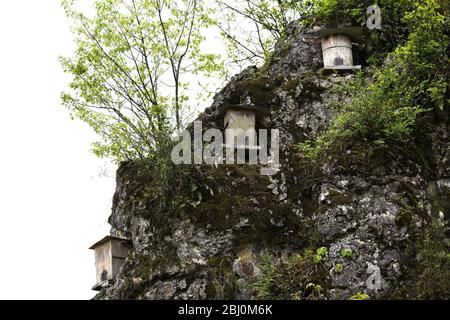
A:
349,293,370,301
341,248,353,258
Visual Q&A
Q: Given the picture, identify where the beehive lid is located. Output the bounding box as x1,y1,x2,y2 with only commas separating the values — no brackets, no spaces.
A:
89,235,132,250
221,103,270,120
318,26,365,41
223,104,256,113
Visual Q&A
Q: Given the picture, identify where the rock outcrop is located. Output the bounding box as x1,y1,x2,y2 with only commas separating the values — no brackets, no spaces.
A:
96,22,450,300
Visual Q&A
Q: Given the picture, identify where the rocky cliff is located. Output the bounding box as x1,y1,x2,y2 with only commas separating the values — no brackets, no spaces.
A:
96,23,450,300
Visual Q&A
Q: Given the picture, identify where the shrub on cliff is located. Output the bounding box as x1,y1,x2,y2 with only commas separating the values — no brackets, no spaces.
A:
298,0,449,160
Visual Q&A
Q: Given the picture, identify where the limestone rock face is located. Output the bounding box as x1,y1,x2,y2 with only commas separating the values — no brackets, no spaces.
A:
96,22,450,300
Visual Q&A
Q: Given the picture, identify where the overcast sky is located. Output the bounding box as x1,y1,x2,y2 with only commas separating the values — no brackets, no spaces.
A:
0,1,115,299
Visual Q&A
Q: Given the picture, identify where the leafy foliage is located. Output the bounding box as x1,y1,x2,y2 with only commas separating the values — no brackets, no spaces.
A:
310,0,419,64
298,0,449,160
214,0,432,69
340,248,353,258
61,0,223,161
255,250,330,300
395,220,450,299
215,0,315,69
253,255,278,299
314,247,329,263
349,293,370,300
334,263,343,273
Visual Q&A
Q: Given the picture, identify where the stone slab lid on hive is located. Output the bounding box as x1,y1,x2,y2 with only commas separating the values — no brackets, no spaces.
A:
89,235,132,250
221,103,269,121
222,104,256,112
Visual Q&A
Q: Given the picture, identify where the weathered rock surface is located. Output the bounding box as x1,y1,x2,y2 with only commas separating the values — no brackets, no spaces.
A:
96,22,450,300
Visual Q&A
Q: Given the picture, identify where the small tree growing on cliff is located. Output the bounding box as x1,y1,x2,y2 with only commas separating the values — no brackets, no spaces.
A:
61,0,223,161
215,0,314,69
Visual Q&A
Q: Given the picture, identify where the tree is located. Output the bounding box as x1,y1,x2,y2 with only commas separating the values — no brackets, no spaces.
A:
61,0,223,161
214,0,314,69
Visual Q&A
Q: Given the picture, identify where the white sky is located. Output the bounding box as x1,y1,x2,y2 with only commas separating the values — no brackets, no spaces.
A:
0,1,115,299
0,0,246,300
